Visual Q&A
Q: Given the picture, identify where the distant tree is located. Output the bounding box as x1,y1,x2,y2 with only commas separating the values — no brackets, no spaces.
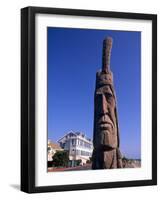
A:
122,156,128,162
76,159,82,166
52,151,69,167
48,161,53,168
86,157,92,164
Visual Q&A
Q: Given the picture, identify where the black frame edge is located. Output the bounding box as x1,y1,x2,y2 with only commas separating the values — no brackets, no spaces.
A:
21,7,30,193
23,6,156,20
21,7,35,193
152,14,157,185
32,180,155,193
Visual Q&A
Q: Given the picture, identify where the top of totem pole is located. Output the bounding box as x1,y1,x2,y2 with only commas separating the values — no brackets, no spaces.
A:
96,37,113,88
102,37,113,73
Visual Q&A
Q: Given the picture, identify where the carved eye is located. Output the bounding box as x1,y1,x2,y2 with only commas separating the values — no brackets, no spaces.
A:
105,93,113,99
105,93,114,104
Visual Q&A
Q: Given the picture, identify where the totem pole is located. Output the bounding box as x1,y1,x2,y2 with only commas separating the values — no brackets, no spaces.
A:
92,37,123,169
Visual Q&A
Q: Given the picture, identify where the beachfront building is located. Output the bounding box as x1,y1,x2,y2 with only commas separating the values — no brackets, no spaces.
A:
57,131,93,167
48,140,63,162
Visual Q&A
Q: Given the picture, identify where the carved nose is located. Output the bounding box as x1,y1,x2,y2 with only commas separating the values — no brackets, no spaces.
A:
100,95,108,114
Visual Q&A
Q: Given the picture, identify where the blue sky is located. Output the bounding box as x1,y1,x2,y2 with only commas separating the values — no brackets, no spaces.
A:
47,27,141,159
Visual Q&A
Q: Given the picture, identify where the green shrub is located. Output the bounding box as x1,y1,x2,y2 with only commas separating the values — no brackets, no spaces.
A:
52,151,69,167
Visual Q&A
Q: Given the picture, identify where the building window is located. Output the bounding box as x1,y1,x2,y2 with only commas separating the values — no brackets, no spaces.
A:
80,151,91,156
71,149,75,155
71,139,76,146
76,150,80,155
47,147,51,152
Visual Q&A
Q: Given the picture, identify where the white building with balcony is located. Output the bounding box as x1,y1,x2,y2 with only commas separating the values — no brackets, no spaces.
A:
57,131,93,167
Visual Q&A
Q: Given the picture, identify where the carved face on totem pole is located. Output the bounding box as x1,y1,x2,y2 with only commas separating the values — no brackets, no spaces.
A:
93,37,119,150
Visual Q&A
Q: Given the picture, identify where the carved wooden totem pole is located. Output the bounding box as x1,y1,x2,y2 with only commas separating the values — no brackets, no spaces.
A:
92,37,123,169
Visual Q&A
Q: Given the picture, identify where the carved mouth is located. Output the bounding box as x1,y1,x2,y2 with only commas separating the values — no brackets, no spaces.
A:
98,121,113,130
97,115,114,130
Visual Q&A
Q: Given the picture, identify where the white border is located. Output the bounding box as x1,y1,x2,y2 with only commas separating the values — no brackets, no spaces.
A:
35,14,152,186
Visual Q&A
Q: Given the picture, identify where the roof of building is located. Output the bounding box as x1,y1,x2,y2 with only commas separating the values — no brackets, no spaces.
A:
48,140,62,150
57,131,92,143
